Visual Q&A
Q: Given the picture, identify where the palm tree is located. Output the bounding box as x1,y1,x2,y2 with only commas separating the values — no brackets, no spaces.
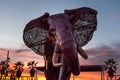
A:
14,61,24,80
8,68,16,80
105,58,118,80
27,61,38,80
0,61,6,76
0,60,9,79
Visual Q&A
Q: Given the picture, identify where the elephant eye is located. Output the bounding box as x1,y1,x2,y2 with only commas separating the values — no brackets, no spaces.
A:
49,29,56,36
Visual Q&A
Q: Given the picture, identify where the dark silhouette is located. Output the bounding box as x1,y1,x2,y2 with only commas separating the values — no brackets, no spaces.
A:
14,61,24,80
0,60,9,79
9,69,16,80
105,58,118,80
0,51,10,79
30,68,35,77
44,35,60,80
27,61,38,80
36,34,60,80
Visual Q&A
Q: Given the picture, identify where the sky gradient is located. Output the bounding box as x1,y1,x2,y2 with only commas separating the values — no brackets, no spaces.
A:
0,0,120,49
0,0,120,80
0,48,112,80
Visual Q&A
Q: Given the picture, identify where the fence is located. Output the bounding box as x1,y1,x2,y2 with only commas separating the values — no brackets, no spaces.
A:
0,76,38,80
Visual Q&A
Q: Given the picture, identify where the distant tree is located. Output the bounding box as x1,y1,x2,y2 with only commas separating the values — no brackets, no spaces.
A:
0,61,9,77
14,61,24,80
27,61,38,80
105,58,118,80
9,68,16,80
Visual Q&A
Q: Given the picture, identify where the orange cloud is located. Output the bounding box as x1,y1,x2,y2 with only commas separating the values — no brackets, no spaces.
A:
69,72,103,80
1,42,120,80
21,72,103,80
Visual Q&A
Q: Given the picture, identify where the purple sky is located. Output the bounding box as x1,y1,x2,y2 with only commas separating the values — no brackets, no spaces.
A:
0,0,120,49
0,0,120,75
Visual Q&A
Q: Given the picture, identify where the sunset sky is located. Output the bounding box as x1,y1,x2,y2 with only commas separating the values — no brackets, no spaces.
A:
0,0,120,80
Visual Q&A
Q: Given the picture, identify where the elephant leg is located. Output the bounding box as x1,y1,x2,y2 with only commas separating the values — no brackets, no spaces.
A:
59,57,71,80
45,70,57,80
45,70,52,80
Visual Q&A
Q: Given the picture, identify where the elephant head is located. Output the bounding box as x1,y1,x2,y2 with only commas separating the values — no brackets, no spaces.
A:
23,7,97,80
49,7,97,76
48,13,80,75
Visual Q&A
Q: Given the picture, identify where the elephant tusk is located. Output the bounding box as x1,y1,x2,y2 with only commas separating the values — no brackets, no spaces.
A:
52,52,63,67
77,47,88,59
53,62,63,67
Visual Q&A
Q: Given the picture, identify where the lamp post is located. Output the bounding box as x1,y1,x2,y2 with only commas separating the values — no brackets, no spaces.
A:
5,51,10,80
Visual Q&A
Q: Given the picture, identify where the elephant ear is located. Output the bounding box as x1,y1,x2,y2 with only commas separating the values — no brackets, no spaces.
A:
65,7,97,47
23,13,49,56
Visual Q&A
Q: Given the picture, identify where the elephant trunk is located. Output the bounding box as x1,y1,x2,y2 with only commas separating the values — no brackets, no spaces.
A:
61,41,80,75
52,52,63,67
49,13,80,75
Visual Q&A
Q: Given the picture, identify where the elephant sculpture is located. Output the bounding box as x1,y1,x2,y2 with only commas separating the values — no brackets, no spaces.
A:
23,7,97,80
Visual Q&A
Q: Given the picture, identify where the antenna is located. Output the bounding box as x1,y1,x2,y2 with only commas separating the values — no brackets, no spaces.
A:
4,50,10,80
7,51,10,62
